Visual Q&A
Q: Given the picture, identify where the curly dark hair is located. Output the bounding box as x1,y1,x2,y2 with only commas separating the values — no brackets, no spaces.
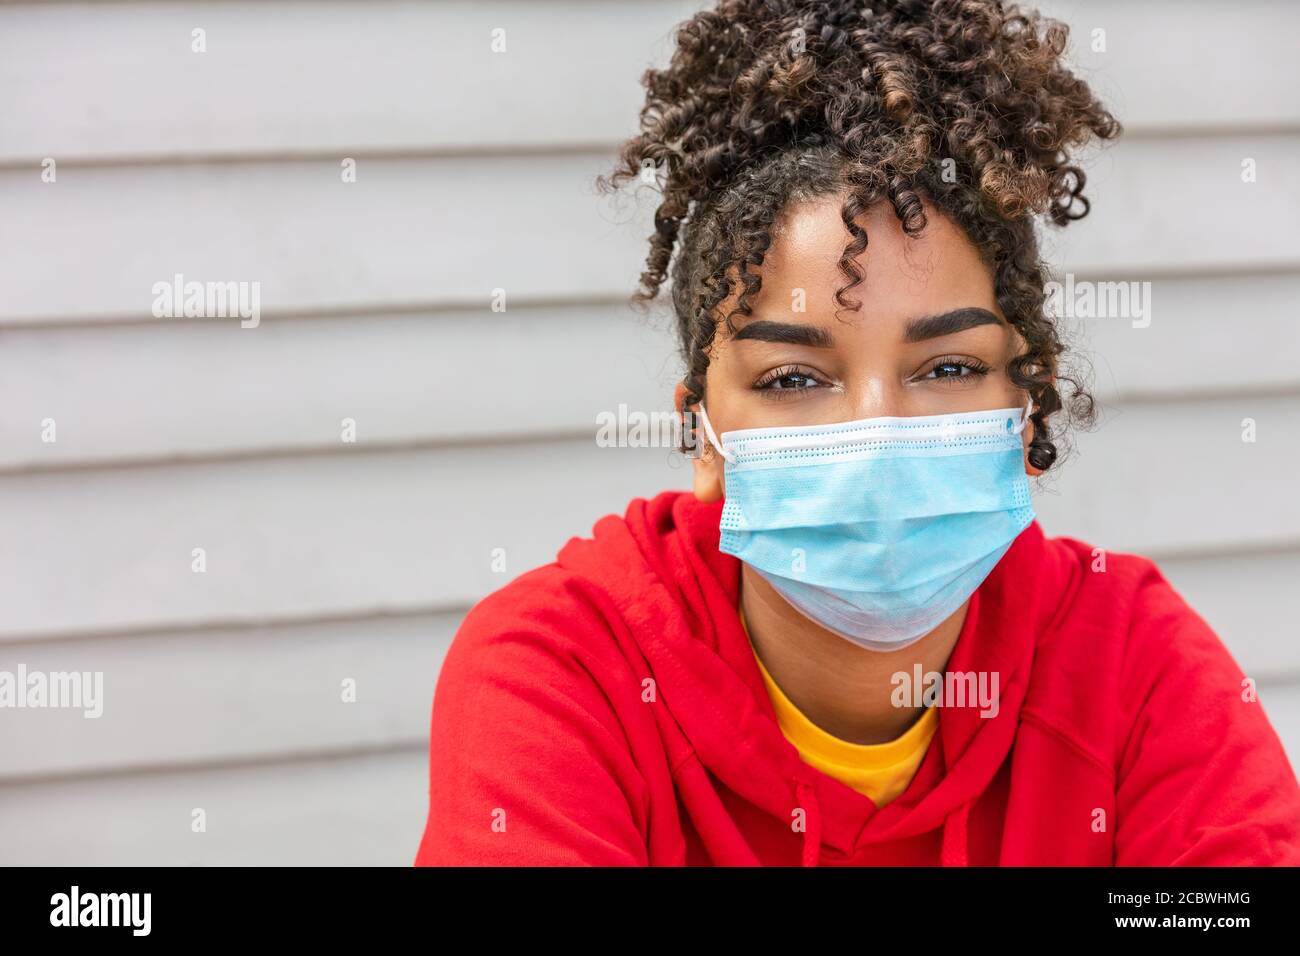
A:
595,0,1121,471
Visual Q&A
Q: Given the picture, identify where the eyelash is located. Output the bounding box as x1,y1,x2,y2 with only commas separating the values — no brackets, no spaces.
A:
921,355,993,384
752,356,992,398
752,365,828,400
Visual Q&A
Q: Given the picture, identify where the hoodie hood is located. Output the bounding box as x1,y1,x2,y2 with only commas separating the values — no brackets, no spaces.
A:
556,490,1080,866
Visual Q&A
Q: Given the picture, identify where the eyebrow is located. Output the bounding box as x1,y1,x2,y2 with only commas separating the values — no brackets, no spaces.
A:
731,319,833,348
730,307,1003,348
904,307,1003,342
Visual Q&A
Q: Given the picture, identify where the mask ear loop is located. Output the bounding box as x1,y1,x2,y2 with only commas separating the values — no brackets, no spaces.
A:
1010,395,1034,436
695,404,736,464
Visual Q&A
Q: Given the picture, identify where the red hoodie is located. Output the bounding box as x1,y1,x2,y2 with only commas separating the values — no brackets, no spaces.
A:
414,489,1300,866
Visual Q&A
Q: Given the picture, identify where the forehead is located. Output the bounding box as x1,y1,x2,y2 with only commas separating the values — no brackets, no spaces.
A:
722,195,996,322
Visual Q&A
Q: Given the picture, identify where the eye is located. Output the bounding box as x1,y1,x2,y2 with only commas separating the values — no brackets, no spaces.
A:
753,365,827,397
920,355,992,384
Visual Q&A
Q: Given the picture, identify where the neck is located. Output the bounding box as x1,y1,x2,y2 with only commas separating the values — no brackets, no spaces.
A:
740,564,968,744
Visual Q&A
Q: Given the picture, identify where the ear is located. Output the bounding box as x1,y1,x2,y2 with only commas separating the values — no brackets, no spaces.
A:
675,381,725,502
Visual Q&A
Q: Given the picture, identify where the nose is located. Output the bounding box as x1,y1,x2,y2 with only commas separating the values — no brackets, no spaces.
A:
843,378,905,422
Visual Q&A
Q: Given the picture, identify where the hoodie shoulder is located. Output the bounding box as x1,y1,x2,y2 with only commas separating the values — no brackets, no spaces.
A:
439,559,633,685
440,490,705,674
1034,533,1234,727
417,559,655,865
1039,534,1300,863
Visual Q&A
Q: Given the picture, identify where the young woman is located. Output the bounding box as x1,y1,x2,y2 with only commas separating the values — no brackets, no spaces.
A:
415,0,1300,865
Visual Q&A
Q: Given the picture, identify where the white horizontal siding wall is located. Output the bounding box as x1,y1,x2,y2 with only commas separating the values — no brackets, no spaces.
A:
0,0,1297,865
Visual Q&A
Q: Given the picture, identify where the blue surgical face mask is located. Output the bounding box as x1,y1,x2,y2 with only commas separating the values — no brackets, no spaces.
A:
696,399,1036,651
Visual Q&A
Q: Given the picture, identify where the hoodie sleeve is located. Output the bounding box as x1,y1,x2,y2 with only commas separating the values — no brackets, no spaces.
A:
414,566,651,866
1113,567,1300,865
